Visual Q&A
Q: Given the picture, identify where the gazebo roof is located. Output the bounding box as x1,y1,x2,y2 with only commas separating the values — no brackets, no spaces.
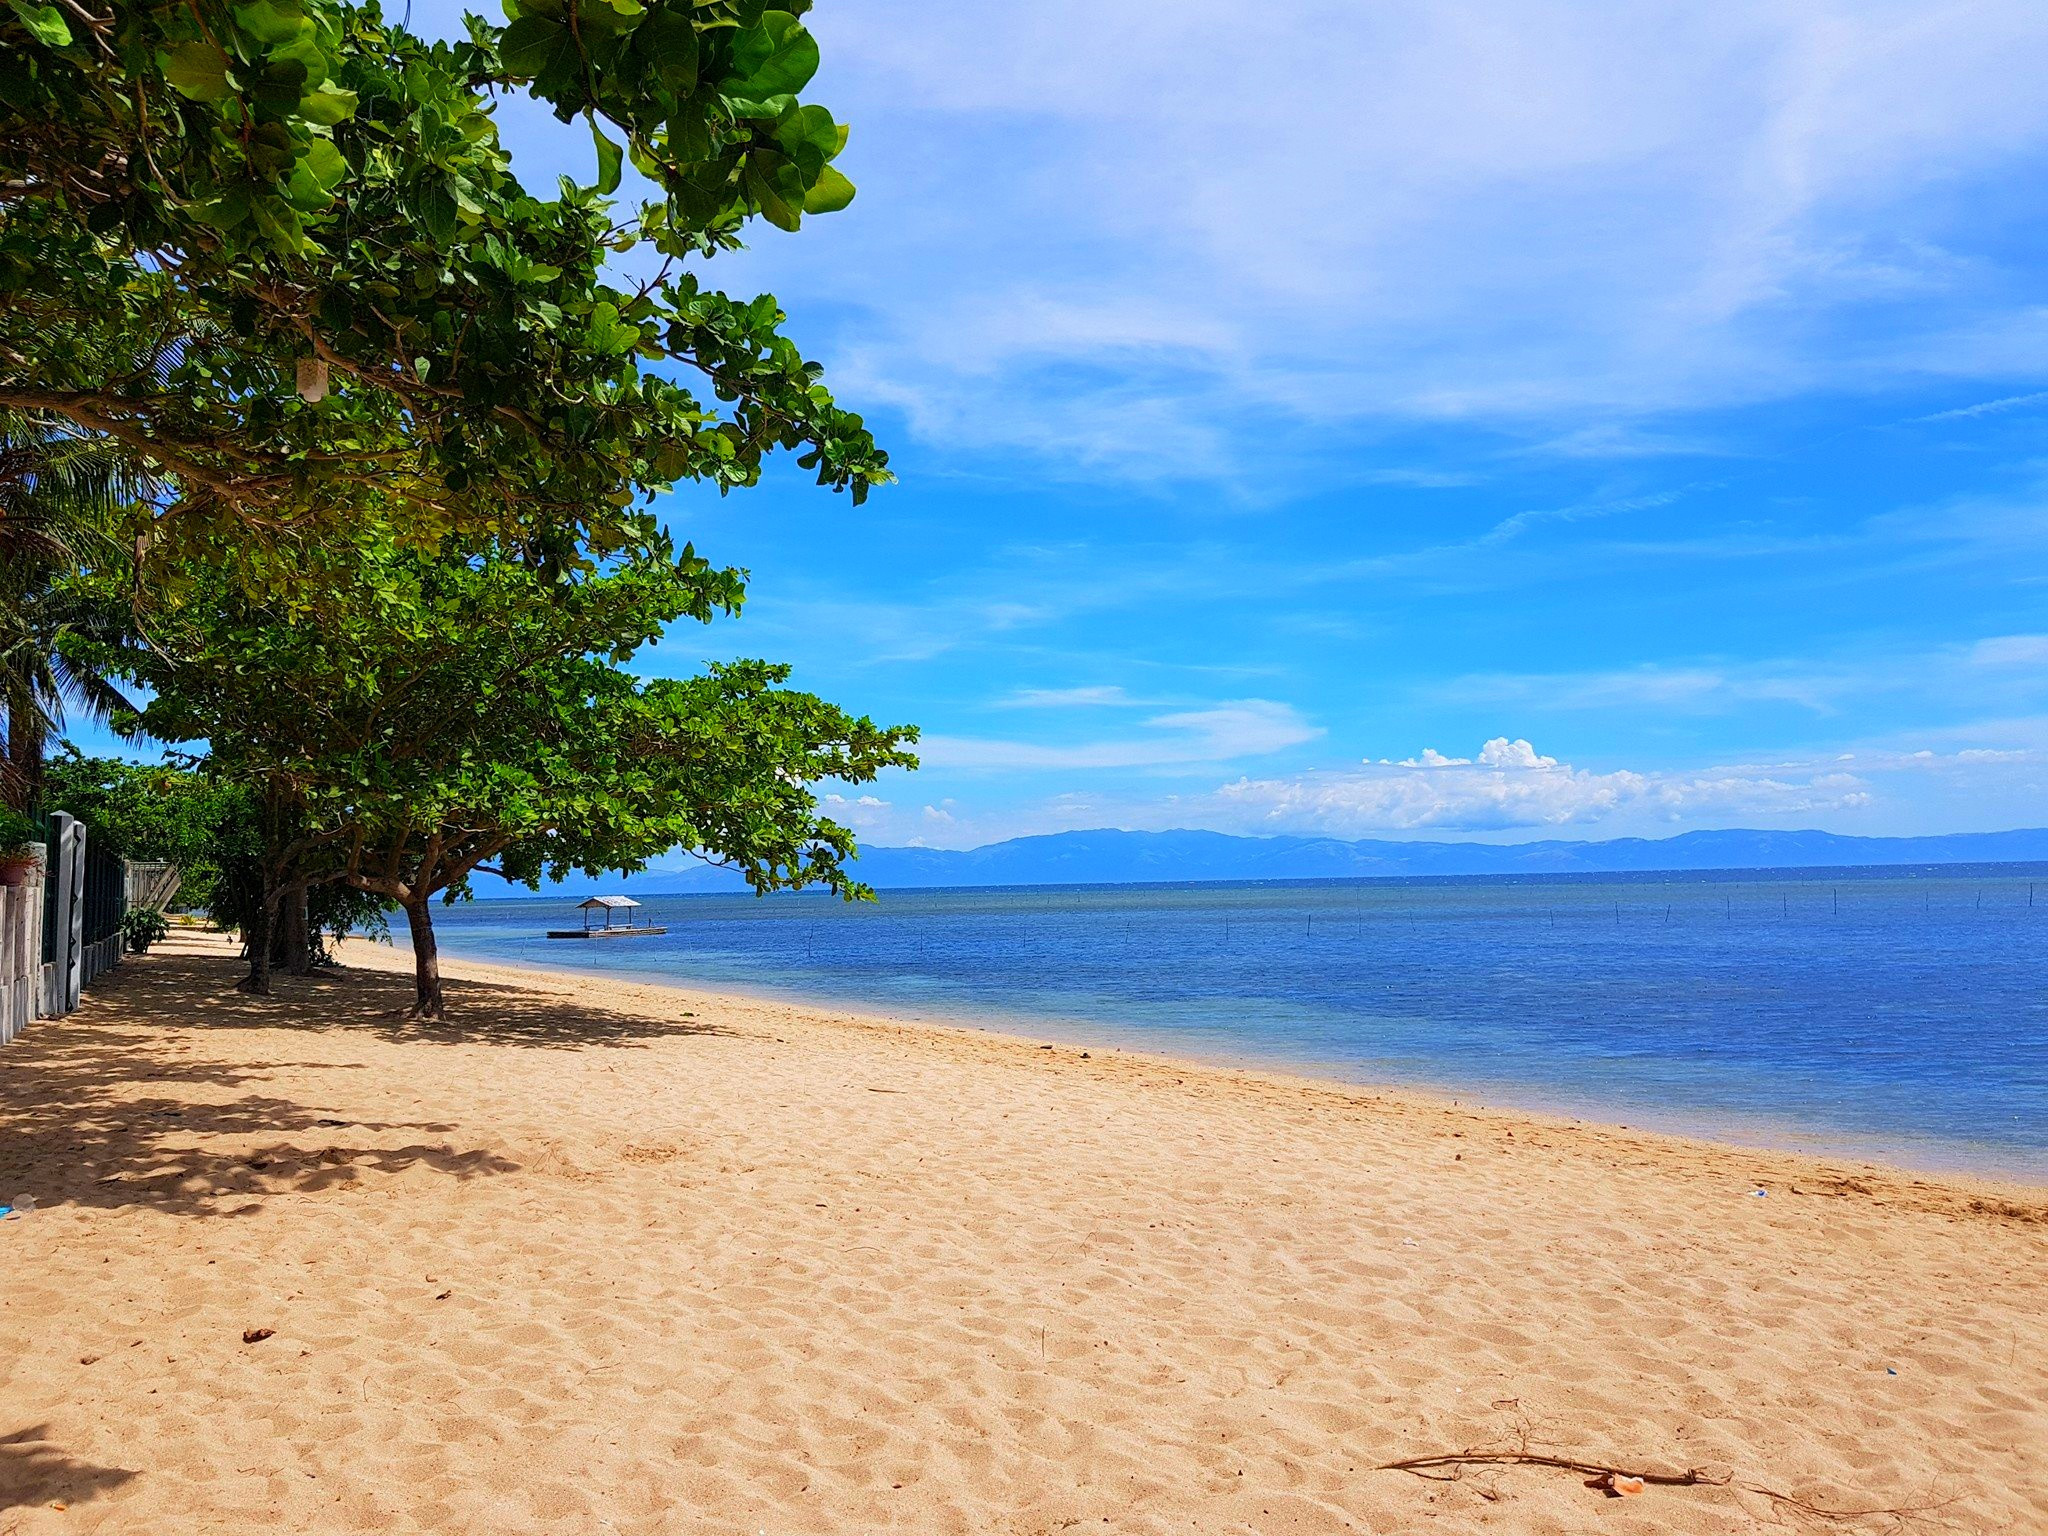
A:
578,895,642,909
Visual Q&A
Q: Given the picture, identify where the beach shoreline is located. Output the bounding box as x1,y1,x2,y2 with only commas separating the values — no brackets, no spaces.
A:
1,931,2042,1534
403,929,2048,1193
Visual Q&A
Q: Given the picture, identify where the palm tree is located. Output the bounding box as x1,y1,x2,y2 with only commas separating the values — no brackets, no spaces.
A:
0,412,153,811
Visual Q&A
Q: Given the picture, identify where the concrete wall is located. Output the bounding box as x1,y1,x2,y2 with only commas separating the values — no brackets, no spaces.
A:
0,852,45,1046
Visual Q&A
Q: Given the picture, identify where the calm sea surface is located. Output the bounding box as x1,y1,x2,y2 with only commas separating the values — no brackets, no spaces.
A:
425,867,2048,1180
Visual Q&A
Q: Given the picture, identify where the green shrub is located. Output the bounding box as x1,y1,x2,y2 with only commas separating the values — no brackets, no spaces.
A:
122,906,170,952
0,808,42,857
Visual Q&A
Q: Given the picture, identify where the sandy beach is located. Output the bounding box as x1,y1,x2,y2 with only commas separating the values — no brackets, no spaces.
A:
0,931,2042,1535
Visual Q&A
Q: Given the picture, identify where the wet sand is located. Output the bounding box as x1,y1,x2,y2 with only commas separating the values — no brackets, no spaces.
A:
1,930,2042,1534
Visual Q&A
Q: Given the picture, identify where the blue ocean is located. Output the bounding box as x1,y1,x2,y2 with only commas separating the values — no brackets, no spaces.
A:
426,866,2048,1180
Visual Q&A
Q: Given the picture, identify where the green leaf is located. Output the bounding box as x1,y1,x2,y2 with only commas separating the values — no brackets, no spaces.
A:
247,58,310,112
744,159,801,232
297,81,358,125
271,28,330,87
776,103,839,158
164,40,233,101
420,183,457,244
585,302,639,354
633,8,698,89
301,137,346,190
232,0,308,47
7,0,70,47
664,113,713,163
190,187,252,230
590,117,623,194
448,174,486,216
499,12,563,74
801,164,853,215
731,11,818,99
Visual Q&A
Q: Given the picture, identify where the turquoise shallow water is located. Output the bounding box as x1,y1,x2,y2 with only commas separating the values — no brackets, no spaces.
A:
425,866,2048,1180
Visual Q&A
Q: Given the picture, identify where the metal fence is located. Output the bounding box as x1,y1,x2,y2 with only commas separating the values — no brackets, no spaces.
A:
80,832,125,989
2,809,133,1043
38,810,57,966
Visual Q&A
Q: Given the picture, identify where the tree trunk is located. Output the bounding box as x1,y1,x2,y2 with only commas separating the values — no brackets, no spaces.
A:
283,885,311,976
404,899,444,1018
3,698,43,813
239,895,272,995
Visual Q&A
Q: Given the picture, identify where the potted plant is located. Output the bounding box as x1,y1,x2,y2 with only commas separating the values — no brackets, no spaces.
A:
123,906,170,955
0,809,41,889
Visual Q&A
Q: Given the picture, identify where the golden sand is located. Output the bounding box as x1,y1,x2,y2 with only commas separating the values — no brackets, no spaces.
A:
1,930,2042,1534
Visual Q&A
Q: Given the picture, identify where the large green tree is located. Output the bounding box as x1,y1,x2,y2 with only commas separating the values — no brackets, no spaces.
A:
105,536,916,1013
0,0,885,582
39,748,243,910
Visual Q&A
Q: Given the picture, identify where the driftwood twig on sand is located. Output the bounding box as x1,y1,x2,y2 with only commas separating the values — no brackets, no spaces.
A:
1377,1447,1960,1529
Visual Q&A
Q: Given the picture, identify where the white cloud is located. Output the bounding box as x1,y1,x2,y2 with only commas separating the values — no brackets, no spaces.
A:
1441,664,1849,714
830,734,2048,849
820,793,896,832
1969,634,2048,668
1911,389,2048,423
1388,738,1560,770
1215,737,1878,833
1220,738,1648,832
1475,737,1560,770
1441,630,2048,716
711,0,2048,482
995,685,1138,709
920,699,1320,773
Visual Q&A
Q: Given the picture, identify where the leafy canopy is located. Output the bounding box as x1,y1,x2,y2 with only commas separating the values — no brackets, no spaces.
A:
0,0,885,577
40,748,245,906
94,535,919,910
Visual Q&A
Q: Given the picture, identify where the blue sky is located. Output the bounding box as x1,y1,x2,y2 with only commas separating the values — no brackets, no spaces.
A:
325,5,2048,847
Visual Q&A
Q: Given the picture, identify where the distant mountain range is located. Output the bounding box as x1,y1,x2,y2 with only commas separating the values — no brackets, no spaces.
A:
476,825,2048,899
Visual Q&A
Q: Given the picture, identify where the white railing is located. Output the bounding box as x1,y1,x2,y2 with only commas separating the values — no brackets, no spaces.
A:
126,860,182,912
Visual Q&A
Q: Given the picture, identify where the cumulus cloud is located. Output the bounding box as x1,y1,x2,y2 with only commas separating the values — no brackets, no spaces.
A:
1389,738,1558,770
1476,737,1559,770
820,793,895,831
822,736,2048,850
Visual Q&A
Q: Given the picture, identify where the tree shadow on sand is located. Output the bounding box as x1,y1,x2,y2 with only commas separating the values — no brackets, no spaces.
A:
102,935,739,1050
0,941,735,1221
0,1426,136,1514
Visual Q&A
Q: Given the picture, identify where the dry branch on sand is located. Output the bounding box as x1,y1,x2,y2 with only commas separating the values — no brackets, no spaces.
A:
1377,1447,1961,1530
